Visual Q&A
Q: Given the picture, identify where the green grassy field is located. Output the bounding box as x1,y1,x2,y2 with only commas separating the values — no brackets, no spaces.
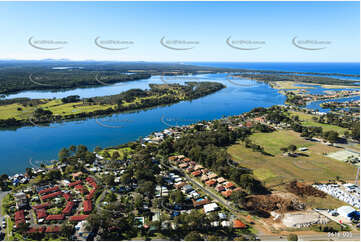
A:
289,111,348,134
0,99,116,120
228,130,357,187
249,130,312,155
99,147,132,159
0,84,197,122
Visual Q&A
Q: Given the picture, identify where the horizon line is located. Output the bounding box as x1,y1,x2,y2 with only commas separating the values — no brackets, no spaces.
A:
0,59,359,64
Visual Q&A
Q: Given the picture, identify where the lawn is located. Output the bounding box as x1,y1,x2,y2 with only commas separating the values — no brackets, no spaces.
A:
0,103,35,120
227,130,357,187
249,130,312,155
288,111,348,134
99,147,132,159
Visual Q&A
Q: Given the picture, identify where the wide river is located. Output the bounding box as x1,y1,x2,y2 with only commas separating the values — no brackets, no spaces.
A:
0,64,359,175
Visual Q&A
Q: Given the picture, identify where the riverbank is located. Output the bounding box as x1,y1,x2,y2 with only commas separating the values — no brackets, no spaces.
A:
0,65,359,175
0,82,225,129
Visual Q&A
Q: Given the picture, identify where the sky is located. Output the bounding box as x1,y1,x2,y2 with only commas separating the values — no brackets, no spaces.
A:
0,1,359,62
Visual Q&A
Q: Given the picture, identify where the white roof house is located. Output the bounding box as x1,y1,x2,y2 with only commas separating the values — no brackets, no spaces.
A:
203,202,219,213
218,212,227,220
221,221,231,227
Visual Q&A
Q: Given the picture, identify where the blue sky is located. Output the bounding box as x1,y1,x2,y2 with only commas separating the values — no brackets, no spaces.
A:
0,1,359,62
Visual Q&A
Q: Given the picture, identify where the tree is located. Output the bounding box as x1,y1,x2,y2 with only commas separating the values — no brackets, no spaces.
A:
104,175,115,186
137,180,155,197
230,190,247,207
207,235,220,241
288,145,297,153
58,148,70,162
184,231,203,241
111,151,120,161
69,145,76,153
25,167,34,178
323,131,339,144
287,234,298,241
134,194,143,210
121,172,132,185
351,121,360,141
16,221,30,234
169,190,185,204
103,151,111,159
0,174,8,181
280,147,288,153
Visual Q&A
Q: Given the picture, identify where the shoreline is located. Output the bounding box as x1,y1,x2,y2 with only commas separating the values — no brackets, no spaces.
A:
0,82,225,129
1,74,359,176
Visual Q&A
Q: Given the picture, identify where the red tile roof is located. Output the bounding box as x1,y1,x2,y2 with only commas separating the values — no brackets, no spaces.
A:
233,219,246,228
45,214,64,221
221,190,233,198
15,210,25,221
38,186,59,195
41,191,63,200
178,163,188,169
68,180,82,187
208,173,218,179
27,226,45,233
191,170,201,176
86,189,96,200
75,184,88,194
69,214,89,221
224,182,235,189
216,185,225,192
245,121,253,128
86,177,95,183
205,179,217,186
192,198,209,208
233,187,242,192
63,193,71,201
83,200,92,213
32,203,50,209
201,169,209,174
62,201,74,215
45,225,62,233
86,177,97,188
35,208,47,219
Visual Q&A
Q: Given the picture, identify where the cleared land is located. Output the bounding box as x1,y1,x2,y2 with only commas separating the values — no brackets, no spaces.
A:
327,150,359,162
0,99,115,120
228,130,356,208
321,84,360,89
227,130,357,187
270,81,315,90
249,130,312,156
288,111,348,134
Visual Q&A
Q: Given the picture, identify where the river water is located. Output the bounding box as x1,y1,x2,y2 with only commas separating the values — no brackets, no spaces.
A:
1,63,359,175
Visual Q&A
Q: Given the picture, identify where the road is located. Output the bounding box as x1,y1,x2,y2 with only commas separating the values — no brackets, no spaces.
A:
161,161,243,215
0,191,10,240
